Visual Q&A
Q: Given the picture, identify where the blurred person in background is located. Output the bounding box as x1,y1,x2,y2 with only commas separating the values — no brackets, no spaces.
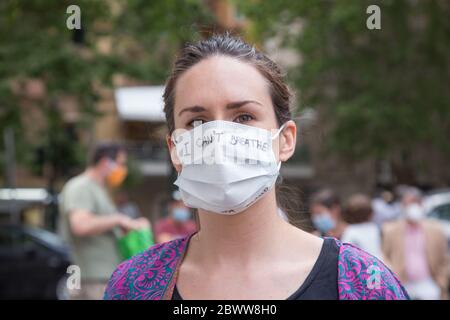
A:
59,143,149,300
382,186,449,299
372,189,400,227
154,190,197,243
309,189,347,239
341,194,382,260
116,191,142,220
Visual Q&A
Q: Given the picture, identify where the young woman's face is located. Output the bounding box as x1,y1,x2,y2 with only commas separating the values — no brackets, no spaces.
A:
174,55,278,131
168,55,296,171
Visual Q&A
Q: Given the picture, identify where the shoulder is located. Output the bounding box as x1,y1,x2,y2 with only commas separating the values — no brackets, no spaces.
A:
103,236,189,300
62,175,90,194
381,219,403,235
154,218,172,233
335,239,409,300
341,225,357,237
423,220,447,243
423,219,444,232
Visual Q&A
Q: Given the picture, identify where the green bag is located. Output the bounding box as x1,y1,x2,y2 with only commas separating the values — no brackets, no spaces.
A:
117,228,154,260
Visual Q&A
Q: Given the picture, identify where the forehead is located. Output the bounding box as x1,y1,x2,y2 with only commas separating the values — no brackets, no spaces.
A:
174,55,271,110
311,204,328,212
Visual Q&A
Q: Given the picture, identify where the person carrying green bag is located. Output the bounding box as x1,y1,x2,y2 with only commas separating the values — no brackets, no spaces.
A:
117,226,155,260
59,143,152,300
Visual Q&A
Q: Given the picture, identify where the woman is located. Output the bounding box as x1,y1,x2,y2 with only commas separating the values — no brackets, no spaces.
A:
104,34,409,300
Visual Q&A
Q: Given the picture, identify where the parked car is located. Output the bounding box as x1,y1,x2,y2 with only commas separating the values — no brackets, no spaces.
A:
0,224,72,299
424,188,450,296
424,188,450,244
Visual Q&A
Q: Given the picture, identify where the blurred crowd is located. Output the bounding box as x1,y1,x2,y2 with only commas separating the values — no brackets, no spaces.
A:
309,186,449,300
59,143,449,300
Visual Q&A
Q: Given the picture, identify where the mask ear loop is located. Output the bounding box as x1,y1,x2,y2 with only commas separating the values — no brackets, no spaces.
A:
171,131,180,145
271,122,288,140
271,122,288,171
170,132,184,178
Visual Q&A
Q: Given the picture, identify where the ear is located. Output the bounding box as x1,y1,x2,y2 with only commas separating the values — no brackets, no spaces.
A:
278,120,297,162
166,133,182,173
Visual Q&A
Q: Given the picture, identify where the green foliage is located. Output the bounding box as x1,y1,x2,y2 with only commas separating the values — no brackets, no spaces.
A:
2,0,448,186
237,0,450,163
113,0,213,82
0,0,212,184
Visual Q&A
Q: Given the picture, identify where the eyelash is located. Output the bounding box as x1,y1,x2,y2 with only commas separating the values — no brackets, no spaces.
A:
186,114,255,128
234,114,254,123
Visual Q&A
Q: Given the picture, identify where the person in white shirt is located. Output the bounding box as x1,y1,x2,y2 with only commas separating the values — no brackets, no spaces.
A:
372,190,401,227
341,194,383,260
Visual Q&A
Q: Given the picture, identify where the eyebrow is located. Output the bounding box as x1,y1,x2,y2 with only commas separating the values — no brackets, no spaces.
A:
177,100,262,117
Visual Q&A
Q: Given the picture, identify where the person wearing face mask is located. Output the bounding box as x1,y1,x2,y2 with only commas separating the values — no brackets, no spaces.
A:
58,143,150,300
154,191,197,243
341,194,383,260
309,189,347,239
104,34,408,300
382,186,449,299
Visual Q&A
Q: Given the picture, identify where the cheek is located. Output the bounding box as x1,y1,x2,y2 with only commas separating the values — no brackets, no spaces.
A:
271,130,284,160
271,140,281,161
168,144,182,172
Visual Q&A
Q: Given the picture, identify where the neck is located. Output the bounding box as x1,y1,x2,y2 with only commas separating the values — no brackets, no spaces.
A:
406,219,421,227
190,190,297,266
85,167,105,185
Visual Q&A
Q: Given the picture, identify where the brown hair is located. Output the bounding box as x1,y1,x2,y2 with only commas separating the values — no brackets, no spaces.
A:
310,189,341,209
342,194,373,224
88,142,126,166
163,32,292,133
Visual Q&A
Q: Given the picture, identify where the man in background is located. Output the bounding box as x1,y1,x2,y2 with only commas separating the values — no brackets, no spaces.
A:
59,143,149,299
382,186,449,300
341,193,383,260
154,191,196,243
309,189,347,239
372,189,401,227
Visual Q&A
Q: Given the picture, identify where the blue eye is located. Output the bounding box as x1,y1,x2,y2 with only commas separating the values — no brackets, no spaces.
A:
235,114,254,123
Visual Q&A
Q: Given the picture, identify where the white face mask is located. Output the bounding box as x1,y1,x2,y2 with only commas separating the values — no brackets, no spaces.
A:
404,203,425,222
172,120,286,215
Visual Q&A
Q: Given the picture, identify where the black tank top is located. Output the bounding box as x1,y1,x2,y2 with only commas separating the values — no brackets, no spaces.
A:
171,237,339,300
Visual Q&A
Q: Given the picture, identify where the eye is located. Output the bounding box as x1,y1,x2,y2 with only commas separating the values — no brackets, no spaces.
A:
234,114,254,123
187,119,205,128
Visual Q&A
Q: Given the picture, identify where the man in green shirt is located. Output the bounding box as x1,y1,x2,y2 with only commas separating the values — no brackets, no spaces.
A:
59,143,149,299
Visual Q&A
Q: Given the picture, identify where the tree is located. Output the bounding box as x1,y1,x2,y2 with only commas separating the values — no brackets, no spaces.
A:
237,0,450,185
0,0,212,187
